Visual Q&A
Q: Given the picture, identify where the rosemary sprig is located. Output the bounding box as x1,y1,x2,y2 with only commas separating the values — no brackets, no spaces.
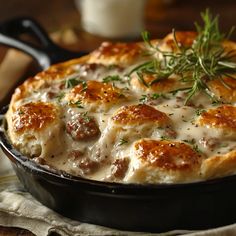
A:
129,9,236,105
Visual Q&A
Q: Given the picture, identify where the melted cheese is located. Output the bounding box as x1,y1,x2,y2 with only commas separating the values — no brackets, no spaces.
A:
6,33,236,184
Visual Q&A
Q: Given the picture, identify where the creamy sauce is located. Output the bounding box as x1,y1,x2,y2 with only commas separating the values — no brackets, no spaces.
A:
9,55,236,184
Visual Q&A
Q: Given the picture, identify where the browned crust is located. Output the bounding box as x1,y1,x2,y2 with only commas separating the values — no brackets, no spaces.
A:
67,80,125,105
9,55,90,109
134,139,202,171
198,105,236,132
207,77,236,103
201,150,236,178
112,104,170,126
12,102,59,133
88,41,145,65
161,31,197,51
130,74,189,93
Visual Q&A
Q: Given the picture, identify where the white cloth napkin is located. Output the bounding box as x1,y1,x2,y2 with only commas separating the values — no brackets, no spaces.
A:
1,48,236,236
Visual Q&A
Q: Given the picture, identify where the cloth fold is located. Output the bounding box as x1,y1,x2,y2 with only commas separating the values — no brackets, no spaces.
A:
0,32,236,236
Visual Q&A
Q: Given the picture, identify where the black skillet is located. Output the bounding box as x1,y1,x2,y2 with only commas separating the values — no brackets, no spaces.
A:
0,17,236,233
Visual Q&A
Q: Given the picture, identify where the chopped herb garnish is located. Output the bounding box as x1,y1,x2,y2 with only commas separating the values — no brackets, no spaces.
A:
139,94,149,104
130,9,236,105
107,64,116,70
160,136,169,141
81,81,88,92
182,139,201,153
81,112,92,123
65,77,87,91
220,143,229,148
193,144,201,153
211,100,223,106
102,75,122,83
18,110,24,115
139,93,167,104
65,78,79,88
182,139,196,145
69,100,84,109
195,109,206,116
118,138,128,146
56,92,65,102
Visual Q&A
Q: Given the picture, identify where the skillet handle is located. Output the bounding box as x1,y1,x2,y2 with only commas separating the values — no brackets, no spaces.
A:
0,17,87,70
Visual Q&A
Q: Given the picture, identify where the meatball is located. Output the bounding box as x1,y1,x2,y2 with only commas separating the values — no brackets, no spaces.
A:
66,113,100,141
110,157,130,180
69,150,99,175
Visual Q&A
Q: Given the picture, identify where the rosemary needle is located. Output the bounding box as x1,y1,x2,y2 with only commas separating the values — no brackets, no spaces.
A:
129,9,236,105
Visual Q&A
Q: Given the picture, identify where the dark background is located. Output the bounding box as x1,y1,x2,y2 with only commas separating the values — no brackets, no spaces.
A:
0,0,235,45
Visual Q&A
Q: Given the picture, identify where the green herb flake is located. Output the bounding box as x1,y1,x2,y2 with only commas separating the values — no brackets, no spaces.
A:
139,94,148,104
193,144,201,153
195,109,206,116
81,112,92,123
160,136,169,141
65,77,87,90
139,93,167,104
69,100,84,109
182,139,196,145
56,92,65,102
18,110,24,115
65,78,79,88
118,138,128,146
102,75,122,83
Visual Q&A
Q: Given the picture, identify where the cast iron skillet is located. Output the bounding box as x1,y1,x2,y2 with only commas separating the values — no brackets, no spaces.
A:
0,17,87,108
0,17,236,233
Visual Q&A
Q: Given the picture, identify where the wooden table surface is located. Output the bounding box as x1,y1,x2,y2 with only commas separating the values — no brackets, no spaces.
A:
0,0,236,235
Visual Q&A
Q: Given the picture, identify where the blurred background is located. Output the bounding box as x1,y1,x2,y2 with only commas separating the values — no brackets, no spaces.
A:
0,0,235,52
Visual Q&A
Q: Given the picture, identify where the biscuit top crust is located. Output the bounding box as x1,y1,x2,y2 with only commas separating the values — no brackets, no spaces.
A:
88,41,144,65
112,104,170,126
207,77,236,103
161,31,197,51
12,102,59,133
67,80,124,104
198,105,236,131
134,139,202,171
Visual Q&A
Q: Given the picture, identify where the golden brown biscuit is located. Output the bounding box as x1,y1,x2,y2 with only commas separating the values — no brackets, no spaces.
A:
197,105,236,138
88,41,145,66
7,102,63,158
66,80,126,111
126,139,203,183
207,77,236,103
11,102,58,133
160,31,197,52
112,104,170,127
201,150,236,179
130,74,189,93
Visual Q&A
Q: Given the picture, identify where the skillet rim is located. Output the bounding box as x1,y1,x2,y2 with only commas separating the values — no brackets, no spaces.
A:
1,105,236,194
